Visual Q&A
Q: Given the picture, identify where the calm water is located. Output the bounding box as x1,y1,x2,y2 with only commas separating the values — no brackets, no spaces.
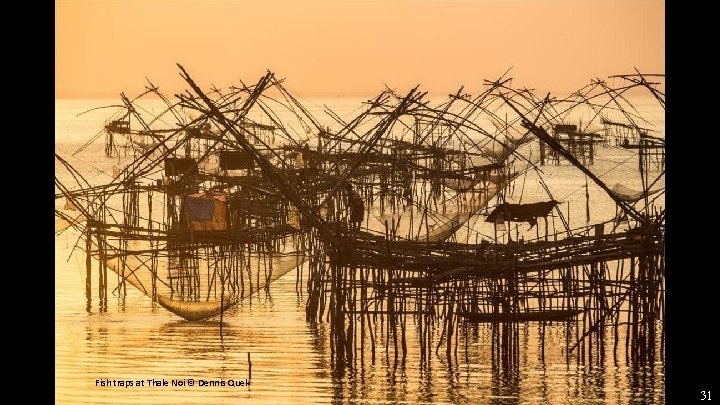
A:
55,98,664,404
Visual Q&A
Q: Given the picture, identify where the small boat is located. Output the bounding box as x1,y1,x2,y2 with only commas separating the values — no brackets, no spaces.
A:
456,309,583,323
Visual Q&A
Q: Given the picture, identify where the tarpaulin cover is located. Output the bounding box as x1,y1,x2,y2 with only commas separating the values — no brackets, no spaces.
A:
164,158,197,176
485,200,558,223
219,150,255,170
184,196,214,221
184,192,228,231
554,124,577,133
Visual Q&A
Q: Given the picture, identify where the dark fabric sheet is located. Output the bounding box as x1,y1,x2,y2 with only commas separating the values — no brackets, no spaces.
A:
164,158,198,176
219,150,255,170
185,196,214,221
485,200,558,223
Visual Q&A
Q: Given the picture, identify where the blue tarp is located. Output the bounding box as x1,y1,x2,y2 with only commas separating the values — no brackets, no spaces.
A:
185,196,214,221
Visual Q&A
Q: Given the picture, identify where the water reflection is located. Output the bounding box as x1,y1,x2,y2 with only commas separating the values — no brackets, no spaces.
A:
59,261,664,405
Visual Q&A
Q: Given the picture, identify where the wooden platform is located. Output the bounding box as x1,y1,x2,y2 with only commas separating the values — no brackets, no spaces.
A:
456,309,583,323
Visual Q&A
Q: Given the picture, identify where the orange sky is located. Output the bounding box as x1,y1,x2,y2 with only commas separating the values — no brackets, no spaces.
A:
55,0,664,99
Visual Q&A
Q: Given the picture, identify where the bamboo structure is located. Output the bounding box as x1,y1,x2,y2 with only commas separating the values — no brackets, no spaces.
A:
56,67,664,375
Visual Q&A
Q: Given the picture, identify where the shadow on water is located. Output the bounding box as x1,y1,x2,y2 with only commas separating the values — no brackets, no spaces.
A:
74,279,665,405
488,338,521,405
84,326,110,354
313,313,664,404
160,319,228,329
152,320,238,359
628,361,661,404
308,321,331,381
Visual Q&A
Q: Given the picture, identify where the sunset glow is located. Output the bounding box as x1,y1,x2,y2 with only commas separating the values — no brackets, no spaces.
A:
56,0,664,98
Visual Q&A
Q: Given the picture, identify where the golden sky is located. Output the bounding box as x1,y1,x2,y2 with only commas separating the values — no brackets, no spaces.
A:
56,0,664,99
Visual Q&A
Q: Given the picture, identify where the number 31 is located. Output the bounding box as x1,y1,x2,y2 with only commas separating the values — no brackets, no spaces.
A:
701,390,712,400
